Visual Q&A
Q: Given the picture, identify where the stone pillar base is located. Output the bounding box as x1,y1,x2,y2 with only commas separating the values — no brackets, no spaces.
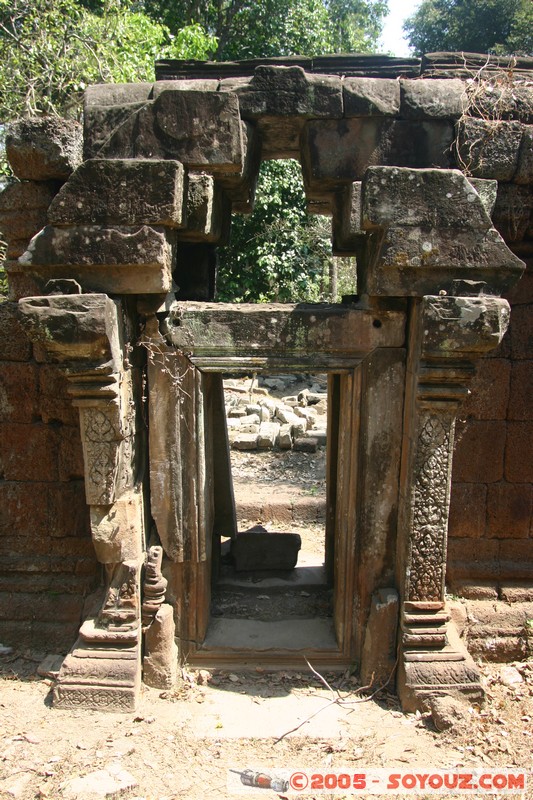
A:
53,631,141,712
398,622,483,712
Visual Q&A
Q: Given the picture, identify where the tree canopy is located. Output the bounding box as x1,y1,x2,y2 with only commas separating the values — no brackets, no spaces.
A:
403,0,533,57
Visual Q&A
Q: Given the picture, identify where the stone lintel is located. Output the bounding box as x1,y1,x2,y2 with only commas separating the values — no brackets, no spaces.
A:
163,301,406,363
234,65,343,119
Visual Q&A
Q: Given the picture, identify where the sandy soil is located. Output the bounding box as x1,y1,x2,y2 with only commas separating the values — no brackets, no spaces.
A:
0,652,531,800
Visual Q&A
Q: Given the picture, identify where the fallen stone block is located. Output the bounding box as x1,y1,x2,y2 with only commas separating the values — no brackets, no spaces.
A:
143,603,178,689
231,526,302,571
277,424,293,450
257,422,280,449
232,433,259,450
294,437,317,453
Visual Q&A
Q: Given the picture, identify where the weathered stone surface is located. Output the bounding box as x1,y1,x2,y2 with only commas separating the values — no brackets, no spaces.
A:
178,173,231,242
62,766,138,798
343,77,400,116
231,526,301,571
0,361,38,422
19,225,173,294
98,90,244,175
456,118,524,181
6,118,82,181
48,159,186,227
401,78,466,120
0,303,32,361
232,432,259,450
332,182,362,253
0,180,59,214
515,125,533,185
257,422,280,449
467,178,498,217
235,65,342,119
486,483,532,539
359,167,525,297
427,694,470,732
302,118,454,190
465,82,533,124
453,420,506,483
85,82,153,108
18,294,121,364
90,487,144,563
505,421,533,482
84,101,151,160
460,357,511,420
143,603,178,689
493,183,532,243
152,79,219,98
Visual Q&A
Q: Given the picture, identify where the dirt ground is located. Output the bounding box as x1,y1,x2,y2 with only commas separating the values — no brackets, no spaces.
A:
0,651,531,800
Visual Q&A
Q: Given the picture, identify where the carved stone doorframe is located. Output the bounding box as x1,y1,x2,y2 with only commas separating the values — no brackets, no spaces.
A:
14,70,524,711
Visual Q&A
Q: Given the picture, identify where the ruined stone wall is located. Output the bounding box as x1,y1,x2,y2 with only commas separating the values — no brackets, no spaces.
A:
0,120,100,651
0,302,99,650
0,54,531,655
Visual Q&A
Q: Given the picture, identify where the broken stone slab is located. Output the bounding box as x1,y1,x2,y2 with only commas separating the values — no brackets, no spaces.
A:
143,603,178,689
291,419,307,439
62,765,138,798
83,101,151,160
307,429,327,447
231,526,301,571
18,224,173,294
456,118,524,181
426,693,471,732
48,159,187,228
362,167,494,231
294,406,317,427
275,407,299,425
298,388,328,405
6,118,82,181
400,78,466,120
151,79,219,98
90,487,144,564
343,77,400,117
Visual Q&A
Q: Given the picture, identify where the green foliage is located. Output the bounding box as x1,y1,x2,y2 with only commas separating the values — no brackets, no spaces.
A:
403,0,533,57
0,0,217,120
217,160,334,303
139,0,388,59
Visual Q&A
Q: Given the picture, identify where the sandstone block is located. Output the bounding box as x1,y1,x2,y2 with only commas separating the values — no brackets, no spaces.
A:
452,420,506,483
332,181,362,253
0,180,59,213
343,77,400,116
505,422,533,482
38,364,78,425
257,422,280,449
291,419,307,439
400,78,466,120
456,118,523,181
302,118,454,191
48,159,186,227
19,224,173,294
6,118,82,180
486,483,532,539
83,100,151,160
143,603,178,689
448,483,487,539
293,437,317,453
231,527,301,571
508,360,533,420
467,178,498,216
277,424,292,449
235,66,342,119
232,432,258,450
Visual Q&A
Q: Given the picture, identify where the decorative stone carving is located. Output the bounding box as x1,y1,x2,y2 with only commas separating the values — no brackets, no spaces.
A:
142,546,167,629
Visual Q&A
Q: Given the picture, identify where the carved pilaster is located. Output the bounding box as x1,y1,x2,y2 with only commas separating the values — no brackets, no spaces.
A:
398,294,510,710
18,293,144,710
